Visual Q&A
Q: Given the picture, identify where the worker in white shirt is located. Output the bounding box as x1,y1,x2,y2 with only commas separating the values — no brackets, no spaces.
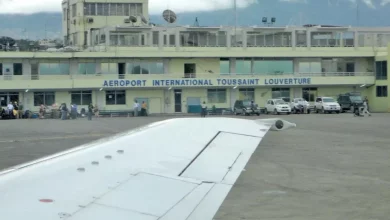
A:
7,102,14,118
201,101,207,117
133,100,139,117
362,100,371,116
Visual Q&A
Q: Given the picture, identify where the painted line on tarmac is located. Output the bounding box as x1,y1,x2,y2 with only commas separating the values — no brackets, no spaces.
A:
0,133,113,143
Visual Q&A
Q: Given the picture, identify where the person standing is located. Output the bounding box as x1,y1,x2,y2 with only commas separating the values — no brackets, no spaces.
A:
133,100,139,117
88,102,94,120
201,101,207,117
61,103,68,120
141,101,148,116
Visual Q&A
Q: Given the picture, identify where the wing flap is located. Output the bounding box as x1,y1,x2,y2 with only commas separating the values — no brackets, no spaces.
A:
180,132,261,183
159,183,215,220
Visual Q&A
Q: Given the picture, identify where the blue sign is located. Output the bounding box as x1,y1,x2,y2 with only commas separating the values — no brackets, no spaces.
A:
102,77,311,87
264,78,311,85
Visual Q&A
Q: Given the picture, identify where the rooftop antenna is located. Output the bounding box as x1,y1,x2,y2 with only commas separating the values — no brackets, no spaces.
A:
193,17,199,27
234,0,237,46
356,0,359,26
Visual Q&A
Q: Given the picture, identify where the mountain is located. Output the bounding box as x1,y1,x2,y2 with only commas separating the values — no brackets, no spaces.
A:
0,0,389,40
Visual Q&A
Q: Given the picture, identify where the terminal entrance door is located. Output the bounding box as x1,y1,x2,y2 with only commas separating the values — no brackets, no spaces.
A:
174,89,182,112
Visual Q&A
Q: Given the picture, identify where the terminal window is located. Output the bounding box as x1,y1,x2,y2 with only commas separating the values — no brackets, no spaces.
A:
71,91,92,105
0,92,19,107
375,61,387,80
376,86,388,97
271,88,290,99
34,92,55,106
239,88,255,100
106,90,126,105
302,88,318,102
207,89,226,103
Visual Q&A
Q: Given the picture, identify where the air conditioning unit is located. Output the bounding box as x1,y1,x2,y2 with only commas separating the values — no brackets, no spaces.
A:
124,18,130,23
86,18,94,23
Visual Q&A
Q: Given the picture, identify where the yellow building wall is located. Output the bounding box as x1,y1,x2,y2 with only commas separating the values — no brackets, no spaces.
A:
367,43,390,112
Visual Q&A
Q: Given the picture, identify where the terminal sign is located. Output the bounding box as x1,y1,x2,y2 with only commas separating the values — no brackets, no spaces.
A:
102,77,311,87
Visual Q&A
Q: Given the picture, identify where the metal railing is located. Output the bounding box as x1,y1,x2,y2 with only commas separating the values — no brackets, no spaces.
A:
0,72,375,81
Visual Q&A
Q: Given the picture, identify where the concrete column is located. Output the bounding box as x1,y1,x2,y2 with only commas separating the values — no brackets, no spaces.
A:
230,88,237,110
339,32,344,47
175,29,180,50
354,31,359,49
158,30,163,50
291,30,296,49
226,29,231,49
230,58,236,75
69,60,78,76
242,30,247,49
306,30,311,49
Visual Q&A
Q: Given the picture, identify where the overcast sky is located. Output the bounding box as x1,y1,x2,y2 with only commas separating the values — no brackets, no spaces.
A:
0,0,388,14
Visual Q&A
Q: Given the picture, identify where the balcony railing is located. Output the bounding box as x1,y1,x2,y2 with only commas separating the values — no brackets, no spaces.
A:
0,72,375,81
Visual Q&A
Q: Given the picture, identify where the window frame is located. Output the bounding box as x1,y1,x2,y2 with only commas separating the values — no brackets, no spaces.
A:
33,92,55,106
71,90,92,105
105,90,126,105
376,86,388,97
207,89,227,103
271,88,290,99
375,61,387,80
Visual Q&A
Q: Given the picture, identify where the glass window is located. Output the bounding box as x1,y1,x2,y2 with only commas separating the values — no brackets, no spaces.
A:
13,63,23,75
207,89,226,103
253,60,293,75
106,90,126,105
298,62,321,73
375,61,387,80
140,63,150,74
239,88,255,100
127,61,164,74
323,98,335,102
72,4,76,17
0,63,3,75
34,92,55,106
0,92,19,106
302,87,317,102
39,63,70,75
71,91,92,105
220,59,230,75
149,62,164,74
376,86,388,97
236,59,251,74
101,63,117,74
78,63,96,74
271,88,290,98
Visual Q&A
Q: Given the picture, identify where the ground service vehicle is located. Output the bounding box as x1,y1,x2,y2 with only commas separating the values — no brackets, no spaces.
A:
337,92,363,112
233,100,261,116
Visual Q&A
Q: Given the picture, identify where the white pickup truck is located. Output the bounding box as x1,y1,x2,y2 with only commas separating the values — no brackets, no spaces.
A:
289,98,311,114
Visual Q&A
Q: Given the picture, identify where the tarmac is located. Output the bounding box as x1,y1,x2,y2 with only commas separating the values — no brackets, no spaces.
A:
1,113,390,220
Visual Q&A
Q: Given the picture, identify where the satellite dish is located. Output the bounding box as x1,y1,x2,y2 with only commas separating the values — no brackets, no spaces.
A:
140,14,148,24
162,9,177,23
129,15,137,23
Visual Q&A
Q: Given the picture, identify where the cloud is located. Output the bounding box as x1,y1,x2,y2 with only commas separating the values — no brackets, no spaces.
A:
278,0,308,3
280,0,386,9
0,0,258,14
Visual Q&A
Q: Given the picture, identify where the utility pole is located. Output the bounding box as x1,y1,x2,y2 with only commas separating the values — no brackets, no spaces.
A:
233,0,237,46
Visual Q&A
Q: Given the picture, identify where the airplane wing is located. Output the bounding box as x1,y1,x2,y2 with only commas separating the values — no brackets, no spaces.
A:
0,117,295,220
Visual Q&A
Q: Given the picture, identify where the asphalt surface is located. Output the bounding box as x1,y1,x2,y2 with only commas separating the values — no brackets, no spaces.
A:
1,113,390,220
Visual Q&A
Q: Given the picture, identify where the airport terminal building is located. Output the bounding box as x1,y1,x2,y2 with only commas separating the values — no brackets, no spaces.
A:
0,0,389,113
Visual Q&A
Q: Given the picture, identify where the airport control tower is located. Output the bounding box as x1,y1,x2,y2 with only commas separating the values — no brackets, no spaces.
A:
61,0,149,47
